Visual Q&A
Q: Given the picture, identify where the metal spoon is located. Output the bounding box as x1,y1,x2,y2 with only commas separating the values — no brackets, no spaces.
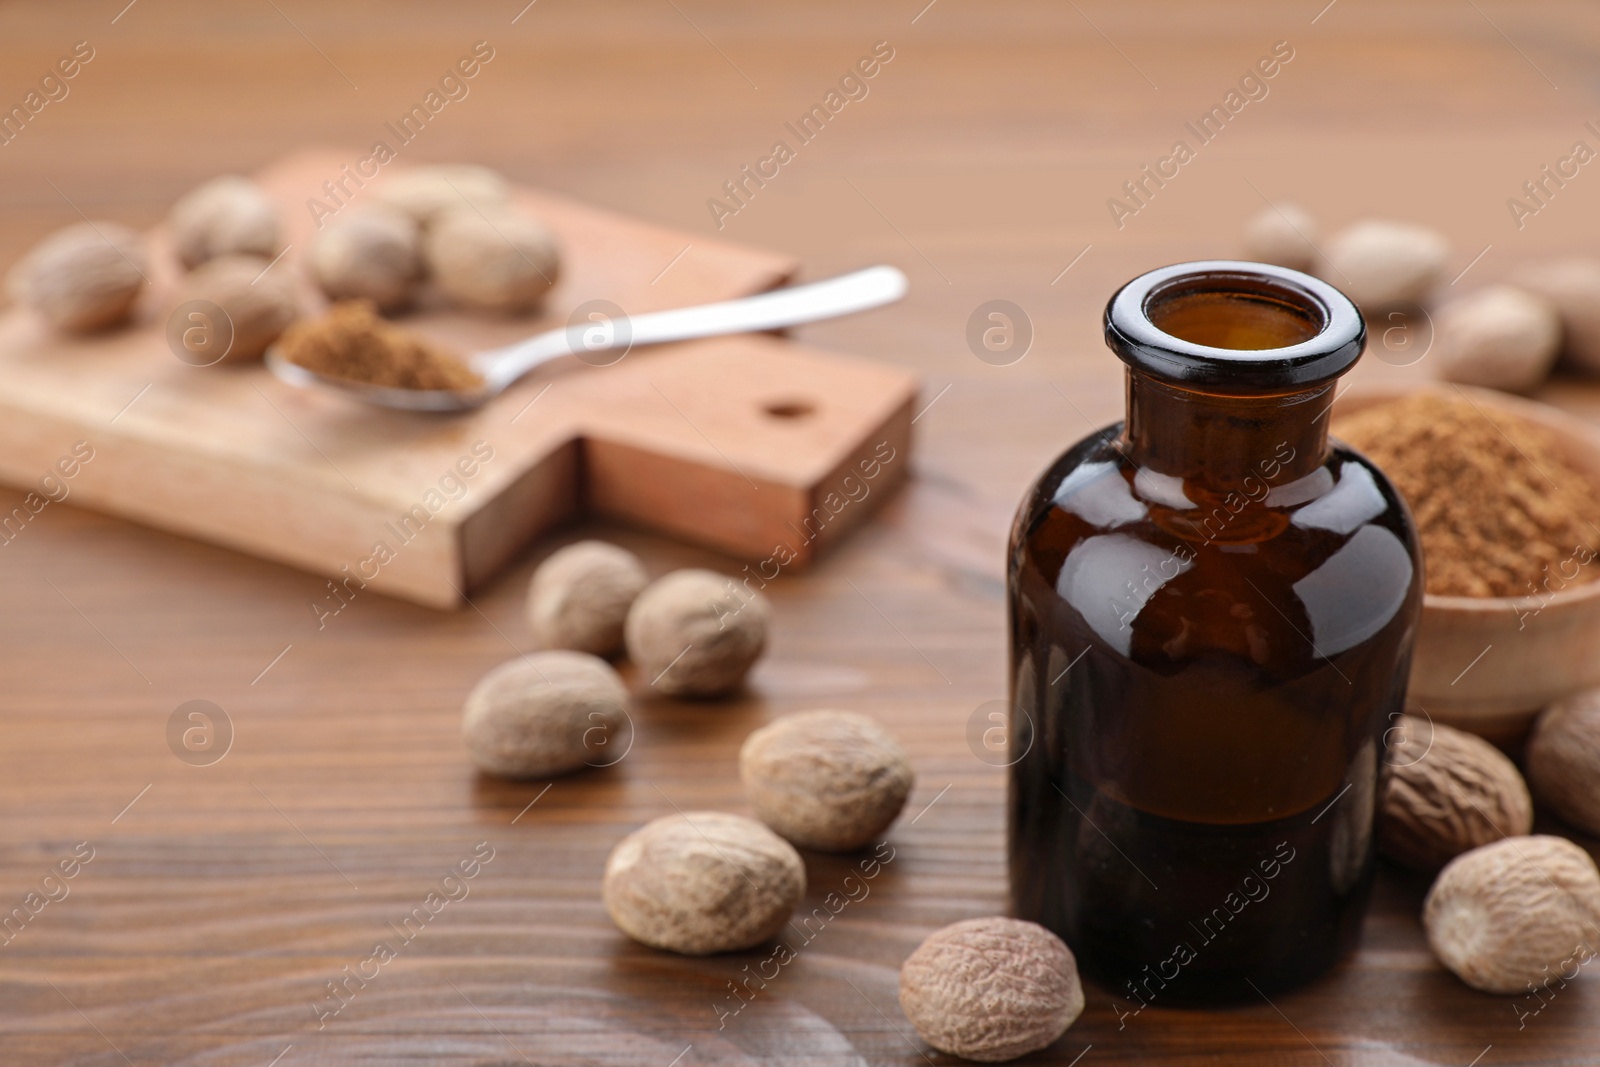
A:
264,265,909,412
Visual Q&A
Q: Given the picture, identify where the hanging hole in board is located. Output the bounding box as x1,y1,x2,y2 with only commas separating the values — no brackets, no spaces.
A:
762,398,816,420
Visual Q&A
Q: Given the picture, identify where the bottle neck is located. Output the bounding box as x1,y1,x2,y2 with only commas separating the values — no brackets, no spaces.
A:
1121,371,1333,494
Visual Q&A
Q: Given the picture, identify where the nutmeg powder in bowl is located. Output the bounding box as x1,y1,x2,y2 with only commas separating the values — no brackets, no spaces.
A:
1335,392,1600,598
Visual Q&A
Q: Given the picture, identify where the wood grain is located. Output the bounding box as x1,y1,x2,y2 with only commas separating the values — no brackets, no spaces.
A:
1,1,1599,1065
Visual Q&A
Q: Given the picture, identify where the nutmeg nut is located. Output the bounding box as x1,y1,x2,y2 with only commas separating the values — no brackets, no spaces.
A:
602,811,805,955
423,206,560,314
899,917,1084,1063
168,175,280,269
461,650,628,778
308,206,421,312
1424,835,1600,994
1380,715,1533,872
740,710,915,851
1242,202,1319,273
526,540,648,657
8,221,147,333
371,164,511,227
1433,285,1561,394
625,569,769,698
1513,258,1600,376
1317,219,1449,307
178,254,300,362
1526,689,1600,837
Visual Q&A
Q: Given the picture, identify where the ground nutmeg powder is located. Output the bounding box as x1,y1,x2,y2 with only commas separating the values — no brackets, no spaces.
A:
1335,391,1600,598
278,300,482,393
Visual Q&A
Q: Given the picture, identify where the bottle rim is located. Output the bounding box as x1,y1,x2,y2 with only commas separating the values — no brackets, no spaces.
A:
1104,260,1365,391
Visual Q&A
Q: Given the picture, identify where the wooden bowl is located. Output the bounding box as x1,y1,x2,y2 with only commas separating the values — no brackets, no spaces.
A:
1332,382,1600,745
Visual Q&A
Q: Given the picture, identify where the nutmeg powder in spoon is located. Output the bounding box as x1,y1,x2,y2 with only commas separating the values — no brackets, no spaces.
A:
278,300,482,392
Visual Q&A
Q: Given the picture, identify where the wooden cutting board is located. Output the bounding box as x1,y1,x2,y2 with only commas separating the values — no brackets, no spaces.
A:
0,151,918,608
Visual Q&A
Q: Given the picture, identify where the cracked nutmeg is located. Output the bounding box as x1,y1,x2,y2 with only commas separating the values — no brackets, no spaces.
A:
899,917,1084,1063
1378,715,1533,872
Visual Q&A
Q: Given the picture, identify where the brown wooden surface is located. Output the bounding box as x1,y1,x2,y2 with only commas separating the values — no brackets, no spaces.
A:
2,2,1599,1065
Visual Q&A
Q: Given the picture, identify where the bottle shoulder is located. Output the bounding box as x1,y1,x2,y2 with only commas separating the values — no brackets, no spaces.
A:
1013,426,1415,552
1010,427,1422,664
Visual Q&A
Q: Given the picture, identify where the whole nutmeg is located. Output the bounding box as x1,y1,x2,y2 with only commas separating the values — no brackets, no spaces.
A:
423,206,560,314
1317,219,1449,307
526,540,648,657
1526,690,1600,837
740,710,915,851
168,175,280,269
371,164,511,227
625,569,769,698
1433,285,1561,394
309,207,421,312
178,255,300,362
1242,202,1319,273
461,650,627,778
8,221,147,333
1513,257,1600,376
1380,715,1533,872
602,811,804,955
1424,835,1600,994
899,917,1084,1063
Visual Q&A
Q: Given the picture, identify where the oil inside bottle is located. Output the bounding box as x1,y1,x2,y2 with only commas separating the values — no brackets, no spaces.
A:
1007,263,1421,1003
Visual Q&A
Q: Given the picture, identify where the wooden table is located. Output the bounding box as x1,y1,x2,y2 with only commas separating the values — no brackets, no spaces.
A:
2,1,1598,1064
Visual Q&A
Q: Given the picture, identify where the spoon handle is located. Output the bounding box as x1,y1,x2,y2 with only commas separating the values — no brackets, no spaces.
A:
478,265,908,388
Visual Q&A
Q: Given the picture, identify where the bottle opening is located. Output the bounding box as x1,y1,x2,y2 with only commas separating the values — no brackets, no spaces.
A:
1104,260,1364,391
1145,279,1325,351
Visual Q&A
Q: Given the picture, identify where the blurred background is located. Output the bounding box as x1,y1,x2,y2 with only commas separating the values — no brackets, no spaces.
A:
6,1,1600,465
10,1,1599,405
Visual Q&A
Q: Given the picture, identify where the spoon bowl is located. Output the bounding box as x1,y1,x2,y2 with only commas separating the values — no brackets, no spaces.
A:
264,349,494,412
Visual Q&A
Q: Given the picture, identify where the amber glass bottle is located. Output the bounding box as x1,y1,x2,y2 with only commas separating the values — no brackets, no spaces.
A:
1007,261,1421,1003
